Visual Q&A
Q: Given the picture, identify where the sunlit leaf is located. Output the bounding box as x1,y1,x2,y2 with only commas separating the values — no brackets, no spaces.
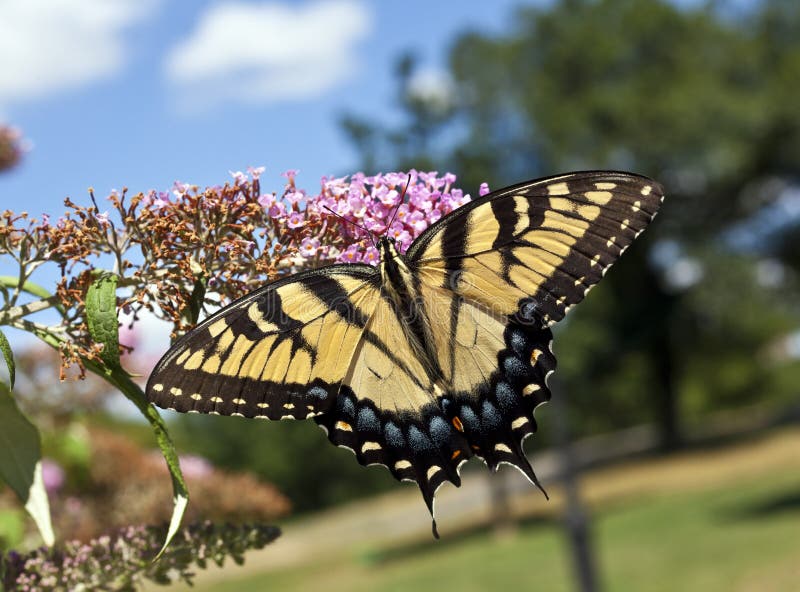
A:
85,272,120,369
0,328,14,389
0,384,55,546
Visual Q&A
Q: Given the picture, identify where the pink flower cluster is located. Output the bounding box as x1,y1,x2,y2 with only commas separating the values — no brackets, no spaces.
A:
265,169,479,266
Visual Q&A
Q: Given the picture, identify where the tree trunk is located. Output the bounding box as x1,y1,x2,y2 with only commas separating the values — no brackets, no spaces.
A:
551,380,601,592
653,326,681,451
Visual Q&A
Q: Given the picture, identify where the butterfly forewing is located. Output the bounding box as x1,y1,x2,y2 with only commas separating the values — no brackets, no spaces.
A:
146,265,381,419
409,171,664,326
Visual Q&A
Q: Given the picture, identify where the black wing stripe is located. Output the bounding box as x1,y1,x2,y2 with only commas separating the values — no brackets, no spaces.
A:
298,274,371,328
440,206,469,288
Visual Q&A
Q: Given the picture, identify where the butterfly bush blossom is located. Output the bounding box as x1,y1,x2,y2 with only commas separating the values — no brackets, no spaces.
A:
0,168,484,376
293,169,475,264
0,124,25,172
1,522,280,591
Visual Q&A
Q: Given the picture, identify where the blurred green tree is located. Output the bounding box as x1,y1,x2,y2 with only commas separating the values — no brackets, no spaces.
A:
341,0,800,450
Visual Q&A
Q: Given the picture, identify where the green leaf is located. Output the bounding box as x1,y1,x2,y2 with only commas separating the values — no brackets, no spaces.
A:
0,384,55,546
0,329,14,390
85,273,120,369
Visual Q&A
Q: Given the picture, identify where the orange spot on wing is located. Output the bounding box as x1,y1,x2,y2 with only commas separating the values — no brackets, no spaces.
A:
451,450,461,460
452,416,464,432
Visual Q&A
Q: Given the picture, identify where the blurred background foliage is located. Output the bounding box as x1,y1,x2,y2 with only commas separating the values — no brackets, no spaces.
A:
167,0,800,512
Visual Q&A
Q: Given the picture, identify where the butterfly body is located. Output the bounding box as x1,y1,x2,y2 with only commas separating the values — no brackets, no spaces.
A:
377,236,447,382
146,171,664,536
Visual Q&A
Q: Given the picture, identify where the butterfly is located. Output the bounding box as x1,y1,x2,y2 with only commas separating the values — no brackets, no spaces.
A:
146,171,664,536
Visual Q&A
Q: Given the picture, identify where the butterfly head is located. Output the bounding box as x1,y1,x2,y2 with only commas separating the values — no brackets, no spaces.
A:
377,235,402,260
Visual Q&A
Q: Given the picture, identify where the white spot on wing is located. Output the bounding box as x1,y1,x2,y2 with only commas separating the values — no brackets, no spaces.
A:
522,384,542,396
511,416,530,430
595,182,616,190
335,421,353,432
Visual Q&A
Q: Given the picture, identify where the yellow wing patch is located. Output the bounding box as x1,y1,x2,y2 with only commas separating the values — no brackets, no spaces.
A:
345,297,434,413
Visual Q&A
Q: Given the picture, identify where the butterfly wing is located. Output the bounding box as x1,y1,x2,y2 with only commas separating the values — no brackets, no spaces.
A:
398,171,664,499
408,171,665,326
146,265,381,420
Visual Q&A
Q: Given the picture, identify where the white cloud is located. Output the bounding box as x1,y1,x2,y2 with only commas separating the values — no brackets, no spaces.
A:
164,0,371,108
407,68,456,112
0,0,158,108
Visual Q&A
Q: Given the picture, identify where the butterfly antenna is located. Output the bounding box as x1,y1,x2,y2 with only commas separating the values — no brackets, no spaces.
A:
386,174,412,231
322,205,376,247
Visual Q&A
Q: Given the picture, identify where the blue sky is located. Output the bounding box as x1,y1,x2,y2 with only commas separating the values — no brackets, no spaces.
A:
0,0,545,218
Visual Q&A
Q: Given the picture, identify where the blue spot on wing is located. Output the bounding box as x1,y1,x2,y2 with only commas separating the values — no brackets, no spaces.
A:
357,407,380,432
384,421,405,447
308,386,328,400
494,381,516,410
481,401,502,430
409,426,434,452
429,417,451,446
503,355,528,380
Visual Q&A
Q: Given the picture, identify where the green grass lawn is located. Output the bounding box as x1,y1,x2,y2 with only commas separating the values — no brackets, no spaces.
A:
194,434,800,592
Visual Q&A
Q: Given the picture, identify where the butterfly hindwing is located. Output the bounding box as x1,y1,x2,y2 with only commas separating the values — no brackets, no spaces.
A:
417,283,556,469
409,171,664,326
315,295,472,521
146,265,381,419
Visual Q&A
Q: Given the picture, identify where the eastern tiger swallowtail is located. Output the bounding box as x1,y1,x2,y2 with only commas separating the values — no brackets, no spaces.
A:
146,171,664,536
